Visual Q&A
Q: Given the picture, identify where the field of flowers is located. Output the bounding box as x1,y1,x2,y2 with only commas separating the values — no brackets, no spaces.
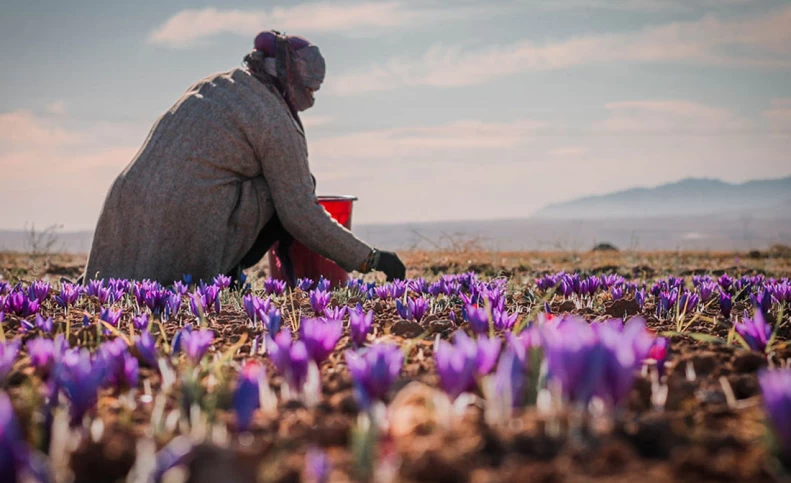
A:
0,251,789,482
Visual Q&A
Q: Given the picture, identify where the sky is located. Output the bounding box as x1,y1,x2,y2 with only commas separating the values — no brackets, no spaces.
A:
1,0,790,231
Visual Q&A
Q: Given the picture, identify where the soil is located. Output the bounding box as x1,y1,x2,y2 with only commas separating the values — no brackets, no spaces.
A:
1,250,790,482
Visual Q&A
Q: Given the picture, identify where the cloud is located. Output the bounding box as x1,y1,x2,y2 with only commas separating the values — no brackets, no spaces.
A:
301,115,334,128
328,5,791,95
0,110,143,230
310,119,545,162
762,98,791,130
540,0,761,12
0,110,80,147
594,100,752,134
149,2,475,48
47,101,67,116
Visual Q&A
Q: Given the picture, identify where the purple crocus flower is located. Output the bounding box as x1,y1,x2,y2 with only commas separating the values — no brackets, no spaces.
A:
474,335,502,376
395,297,428,323
262,308,282,336
132,313,148,331
188,292,206,318
54,348,107,424
699,282,716,301
197,283,222,313
734,310,773,353
678,291,700,313
213,274,232,290
349,305,374,347
242,294,271,324
297,278,315,291
98,338,138,390
309,290,331,315
0,391,33,481
719,292,733,319
26,337,57,374
494,348,525,407
27,281,50,303
135,330,158,367
408,277,429,295
179,328,214,364
323,306,347,322
345,343,403,408
165,292,181,320
611,286,624,301
542,319,605,406
264,278,287,296
464,304,489,335
55,282,83,309
492,308,518,331
758,369,791,464
718,274,734,292
300,318,342,364
34,314,53,333
99,307,122,328
5,292,40,317
0,339,21,382
316,277,331,292
751,289,774,316
267,330,310,393
233,361,263,431
635,288,646,310
172,281,189,296
595,323,638,406
434,332,478,399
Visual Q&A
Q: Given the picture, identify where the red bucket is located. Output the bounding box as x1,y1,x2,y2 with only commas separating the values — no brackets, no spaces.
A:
268,195,358,288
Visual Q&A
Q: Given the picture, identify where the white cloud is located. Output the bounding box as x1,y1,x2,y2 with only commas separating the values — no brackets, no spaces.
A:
328,5,791,95
47,100,67,116
0,110,143,230
310,119,545,161
149,2,477,48
301,115,334,128
762,98,791,130
594,100,752,134
540,0,761,12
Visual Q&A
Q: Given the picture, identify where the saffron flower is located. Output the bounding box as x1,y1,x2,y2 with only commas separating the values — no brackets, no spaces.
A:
309,290,331,315
4,292,40,317
55,282,83,309
26,336,67,374
345,343,403,408
316,277,331,292
751,289,773,316
493,348,526,408
264,278,287,296
54,348,107,424
0,392,34,481
188,292,206,318
99,307,122,327
349,305,374,347
474,335,502,376
758,369,791,465
213,274,232,289
34,314,53,333
322,306,348,322
297,278,315,291
464,304,490,335
719,292,733,319
267,331,310,393
133,313,149,331
233,361,263,431
300,318,342,364
434,333,478,399
0,339,21,382
734,310,773,353
251,307,276,337
135,330,158,367
242,294,271,323
179,328,214,364
395,297,428,323
492,308,518,331
699,282,716,301
27,280,50,303
197,283,221,313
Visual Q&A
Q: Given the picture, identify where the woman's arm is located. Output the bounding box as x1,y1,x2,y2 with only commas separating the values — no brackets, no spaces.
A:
252,96,372,272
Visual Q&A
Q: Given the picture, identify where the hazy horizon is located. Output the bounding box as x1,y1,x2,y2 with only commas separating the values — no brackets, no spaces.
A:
2,0,790,231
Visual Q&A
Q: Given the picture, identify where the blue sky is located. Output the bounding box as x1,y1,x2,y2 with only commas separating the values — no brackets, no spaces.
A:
1,0,790,230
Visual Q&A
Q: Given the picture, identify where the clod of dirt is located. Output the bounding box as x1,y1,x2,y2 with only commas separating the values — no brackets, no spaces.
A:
605,298,642,317
731,351,767,374
392,320,424,338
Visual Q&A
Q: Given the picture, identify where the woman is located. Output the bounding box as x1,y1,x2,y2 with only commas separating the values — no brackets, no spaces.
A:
84,30,405,285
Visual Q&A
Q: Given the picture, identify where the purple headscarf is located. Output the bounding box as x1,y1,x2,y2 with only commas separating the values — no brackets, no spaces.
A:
245,30,325,112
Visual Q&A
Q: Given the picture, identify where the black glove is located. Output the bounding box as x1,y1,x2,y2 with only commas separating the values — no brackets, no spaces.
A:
375,250,406,281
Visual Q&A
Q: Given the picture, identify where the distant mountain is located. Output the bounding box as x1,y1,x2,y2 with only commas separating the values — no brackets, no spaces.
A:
533,176,791,219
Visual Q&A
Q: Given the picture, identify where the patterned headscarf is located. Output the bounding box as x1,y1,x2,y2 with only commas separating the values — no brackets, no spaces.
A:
244,31,325,113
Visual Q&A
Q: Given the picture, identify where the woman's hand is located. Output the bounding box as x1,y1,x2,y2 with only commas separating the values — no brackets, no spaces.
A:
375,250,406,281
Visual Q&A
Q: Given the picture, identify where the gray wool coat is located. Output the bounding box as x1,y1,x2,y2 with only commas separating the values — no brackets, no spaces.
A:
85,68,372,283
